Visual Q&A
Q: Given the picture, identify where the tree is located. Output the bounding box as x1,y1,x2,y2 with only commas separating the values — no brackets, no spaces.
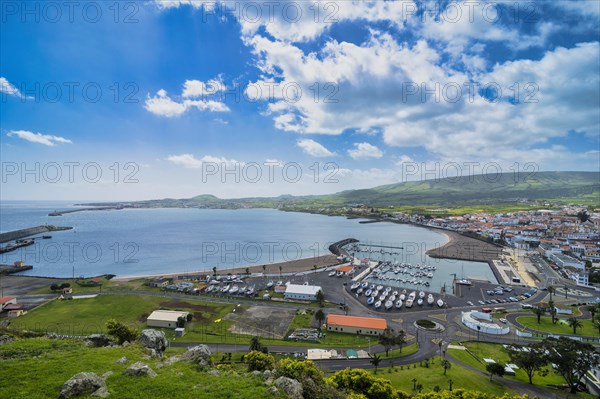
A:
262,264,266,273
507,344,548,384
440,359,451,375
549,306,558,325
249,336,267,353
532,307,545,324
395,330,406,353
176,316,186,328
576,210,590,223
315,290,325,307
547,285,555,301
314,309,326,330
369,353,382,374
447,379,453,391
212,266,217,277
567,317,583,334
313,264,318,274
542,336,600,393
186,313,193,322
279,265,282,277
379,328,396,357
564,285,569,299
50,283,59,291
411,378,417,390
245,350,275,371
245,267,250,276
106,319,138,345
486,363,505,381
327,368,395,399
588,304,598,323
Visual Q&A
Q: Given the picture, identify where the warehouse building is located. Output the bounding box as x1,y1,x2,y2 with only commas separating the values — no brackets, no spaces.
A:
326,314,387,336
146,310,190,328
283,284,323,301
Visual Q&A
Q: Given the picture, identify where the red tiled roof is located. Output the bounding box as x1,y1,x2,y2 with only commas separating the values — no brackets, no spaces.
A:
327,314,387,330
0,296,16,304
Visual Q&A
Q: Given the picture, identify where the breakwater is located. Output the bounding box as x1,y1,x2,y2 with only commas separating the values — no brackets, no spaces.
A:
48,206,122,216
329,238,358,257
0,225,72,244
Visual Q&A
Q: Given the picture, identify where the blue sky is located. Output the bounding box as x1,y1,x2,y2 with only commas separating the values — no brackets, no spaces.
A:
1,0,599,200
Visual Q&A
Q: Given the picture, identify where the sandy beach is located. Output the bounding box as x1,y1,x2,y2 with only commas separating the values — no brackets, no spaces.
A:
114,253,341,281
425,228,504,262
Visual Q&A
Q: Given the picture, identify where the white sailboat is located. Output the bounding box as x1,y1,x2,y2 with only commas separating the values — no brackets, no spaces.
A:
427,294,434,305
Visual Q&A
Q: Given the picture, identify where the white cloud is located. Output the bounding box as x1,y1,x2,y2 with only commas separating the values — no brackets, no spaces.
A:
154,1,416,42
0,77,31,99
145,82,230,117
182,78,225,98
166,154,242,168
348,142,383,159
296,139,335,157
7,130,72,146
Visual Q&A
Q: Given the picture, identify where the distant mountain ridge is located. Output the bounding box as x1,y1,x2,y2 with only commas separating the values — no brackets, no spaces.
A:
83,171,599,208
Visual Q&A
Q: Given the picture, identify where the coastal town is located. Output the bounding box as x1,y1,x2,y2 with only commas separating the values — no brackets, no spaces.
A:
1,203,600,398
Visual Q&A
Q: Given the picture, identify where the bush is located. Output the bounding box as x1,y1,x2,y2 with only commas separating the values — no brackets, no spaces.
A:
106,319,138,345
245,350,275,372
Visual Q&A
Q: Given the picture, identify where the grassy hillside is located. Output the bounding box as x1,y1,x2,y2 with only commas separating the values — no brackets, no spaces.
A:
82,171,599,210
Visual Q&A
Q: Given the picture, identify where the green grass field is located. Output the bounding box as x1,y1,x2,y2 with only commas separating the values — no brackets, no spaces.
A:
448,342,564,386
516,316,600,338
368,356,509,396
448,342,595,397
0,338,273,399
10,294,398,350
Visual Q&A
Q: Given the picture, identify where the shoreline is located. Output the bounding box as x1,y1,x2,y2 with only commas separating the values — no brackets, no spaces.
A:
113,253,342,281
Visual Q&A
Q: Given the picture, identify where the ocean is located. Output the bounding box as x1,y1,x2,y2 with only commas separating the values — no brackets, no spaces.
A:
0,201,497,287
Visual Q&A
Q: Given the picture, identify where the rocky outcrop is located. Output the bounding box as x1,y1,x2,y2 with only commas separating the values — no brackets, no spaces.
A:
124,362,157,378
116,357,128,365
274,376,303,399
138,329,167,357
85,334,112,347
181,345,212,367
0,335,15,346
58,372,108,398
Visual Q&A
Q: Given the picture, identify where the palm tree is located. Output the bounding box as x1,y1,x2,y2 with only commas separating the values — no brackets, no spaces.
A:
279,265,282,278
262,264,266,274
549,306,558,324
532,307,545,324
440,359,451,375
369,353,382,374
212,266,217,277
245,267,250,276
412,378,418,390
567,317,583,334
564,285,569,299
313,264,317,274
314,309,326,330
548,286,554,301
588,305,598,323
448,379,453,391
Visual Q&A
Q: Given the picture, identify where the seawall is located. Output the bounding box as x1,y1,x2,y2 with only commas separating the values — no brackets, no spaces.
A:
0,225,72,244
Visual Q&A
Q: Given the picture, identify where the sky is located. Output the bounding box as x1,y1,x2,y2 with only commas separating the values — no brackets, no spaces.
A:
1,0,599,201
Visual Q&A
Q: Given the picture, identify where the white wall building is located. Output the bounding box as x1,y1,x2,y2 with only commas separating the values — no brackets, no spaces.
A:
284,284,322,301
147,310,190,329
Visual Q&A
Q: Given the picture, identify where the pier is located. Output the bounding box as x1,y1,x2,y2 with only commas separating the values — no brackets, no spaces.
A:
0,225,72,244
48,206,123,216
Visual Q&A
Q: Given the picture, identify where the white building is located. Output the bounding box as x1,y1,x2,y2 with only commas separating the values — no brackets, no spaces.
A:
550,253,585,270
283,284,323,301
147,310,190,328
571,272,589,286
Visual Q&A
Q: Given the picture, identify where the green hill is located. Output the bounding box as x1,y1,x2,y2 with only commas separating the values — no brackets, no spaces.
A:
83,171,599,210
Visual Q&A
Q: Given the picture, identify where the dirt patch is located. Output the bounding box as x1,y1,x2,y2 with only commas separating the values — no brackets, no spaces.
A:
159,300,206,311
224,306,296,339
